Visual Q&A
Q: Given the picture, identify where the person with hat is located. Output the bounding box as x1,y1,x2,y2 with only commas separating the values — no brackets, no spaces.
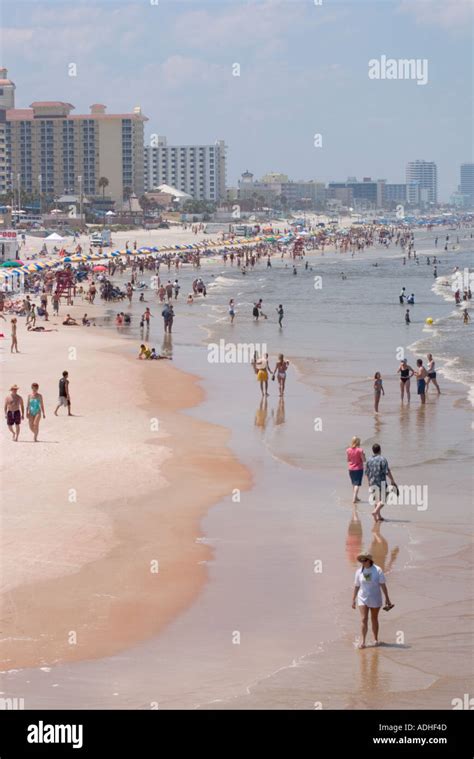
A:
352,552,394,649
4,384,24,441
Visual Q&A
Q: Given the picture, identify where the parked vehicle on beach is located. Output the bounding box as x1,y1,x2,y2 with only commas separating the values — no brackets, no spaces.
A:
90,230,112,247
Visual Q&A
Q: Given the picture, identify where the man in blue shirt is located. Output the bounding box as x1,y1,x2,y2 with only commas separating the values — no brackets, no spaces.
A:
366,443,397,522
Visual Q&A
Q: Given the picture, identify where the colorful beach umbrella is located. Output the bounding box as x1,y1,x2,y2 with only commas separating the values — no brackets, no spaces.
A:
93,265,107,272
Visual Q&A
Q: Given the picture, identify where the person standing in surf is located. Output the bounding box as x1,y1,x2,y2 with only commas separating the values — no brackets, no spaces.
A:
397,358,414,402
352,552,394,649
425,353,441,395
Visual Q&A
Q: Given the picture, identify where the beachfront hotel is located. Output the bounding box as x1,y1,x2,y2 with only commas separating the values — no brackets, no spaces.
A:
406,160,438,206
0,69,147,206
460,163,474,207
144,137,227,202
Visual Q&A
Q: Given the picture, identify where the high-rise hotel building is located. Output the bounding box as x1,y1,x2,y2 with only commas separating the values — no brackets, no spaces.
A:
144,137,227,201
0,69,147,205
405,160,438,206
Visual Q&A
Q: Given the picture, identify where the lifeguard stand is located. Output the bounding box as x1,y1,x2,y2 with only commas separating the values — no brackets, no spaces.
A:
54,270,74,304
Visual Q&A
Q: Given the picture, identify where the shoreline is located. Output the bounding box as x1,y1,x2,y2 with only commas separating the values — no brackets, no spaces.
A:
0,316,251,670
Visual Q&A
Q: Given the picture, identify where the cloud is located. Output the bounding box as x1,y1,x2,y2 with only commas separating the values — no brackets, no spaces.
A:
397,0,473,31
172,0,306,51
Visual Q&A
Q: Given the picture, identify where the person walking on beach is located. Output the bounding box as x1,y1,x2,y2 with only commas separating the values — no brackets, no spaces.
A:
346,436,366,505
142,307,152,329
10,317,18,353
425,353,441,395
254,353,272,398
405,308,410,325
4,384,24,441
352,552,393,649
273,354,289,396
463,309,470,324
26,383,45,442
399,287,406,304
397,358,414,402
374,372,384,412
52,292,60,315
366,443,397,522
54,371,72,416
229,299,235,324
415,359,427,405
276,304,284,328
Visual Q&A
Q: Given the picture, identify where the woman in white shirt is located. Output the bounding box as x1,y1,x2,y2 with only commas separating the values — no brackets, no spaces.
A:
352,552,394,649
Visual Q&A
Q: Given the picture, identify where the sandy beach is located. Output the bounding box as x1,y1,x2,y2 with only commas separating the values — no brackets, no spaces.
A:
0,224,472,712
0,307,251,670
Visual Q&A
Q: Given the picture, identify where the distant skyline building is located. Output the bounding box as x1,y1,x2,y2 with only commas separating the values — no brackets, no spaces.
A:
459,163,474,206
144,137,226,202
406,160,438,206
239,170,325,207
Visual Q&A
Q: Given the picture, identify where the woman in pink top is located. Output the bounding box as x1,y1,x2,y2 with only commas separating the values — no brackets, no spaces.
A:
346,436,366,504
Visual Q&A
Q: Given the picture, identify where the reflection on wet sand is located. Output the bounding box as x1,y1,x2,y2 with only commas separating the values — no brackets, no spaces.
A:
359,645,381,694
369,523,399,573
272,397,285,426
161,333,173,358
254,399,268,429
346,510,363,567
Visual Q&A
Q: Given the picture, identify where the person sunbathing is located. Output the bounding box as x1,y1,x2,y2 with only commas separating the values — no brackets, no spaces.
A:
63,314,78,325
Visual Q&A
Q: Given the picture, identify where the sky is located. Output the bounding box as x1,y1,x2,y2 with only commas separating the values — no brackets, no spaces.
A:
1,0,472,199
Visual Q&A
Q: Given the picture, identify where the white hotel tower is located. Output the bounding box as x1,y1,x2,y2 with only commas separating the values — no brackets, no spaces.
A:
406,160,438,206
144,137,227,202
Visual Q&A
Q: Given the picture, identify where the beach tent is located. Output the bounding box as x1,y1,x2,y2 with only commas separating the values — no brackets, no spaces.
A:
44,232,67,242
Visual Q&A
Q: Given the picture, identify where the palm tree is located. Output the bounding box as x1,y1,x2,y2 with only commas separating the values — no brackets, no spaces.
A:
123,186,132,213
98,176,109,200
98,178,109,227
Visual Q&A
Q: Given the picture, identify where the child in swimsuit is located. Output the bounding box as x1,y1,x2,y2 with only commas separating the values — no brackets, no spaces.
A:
374,372,384,412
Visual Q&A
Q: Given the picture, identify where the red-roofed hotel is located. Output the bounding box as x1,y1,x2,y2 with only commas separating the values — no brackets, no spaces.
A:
0,69,147,205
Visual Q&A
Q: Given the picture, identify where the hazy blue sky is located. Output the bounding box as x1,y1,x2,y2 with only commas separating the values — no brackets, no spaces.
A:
2,0,472,198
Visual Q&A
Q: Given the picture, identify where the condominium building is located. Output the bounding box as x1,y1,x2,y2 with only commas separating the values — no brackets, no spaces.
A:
238,171,326,208
0,68,15,195
2,71,147,205
383,183,407,205
459,163,474,206
144,137,227,201
405,160,438,205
